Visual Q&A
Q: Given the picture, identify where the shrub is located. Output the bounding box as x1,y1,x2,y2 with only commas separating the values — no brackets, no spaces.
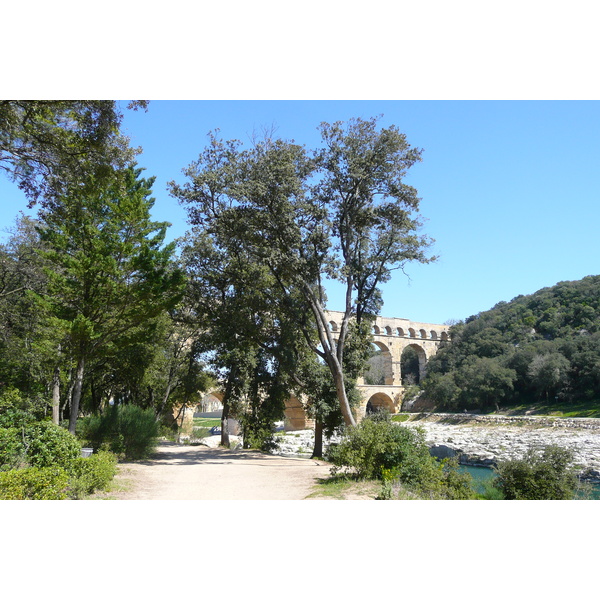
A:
0,466,70,500
0,388,49,419
80,405,158,460
68,451,118,498
113,405,159,459
0,408,36,429
328,412,434,481
493,445,579,500
329,413,476,499
25,421,82,470
0,427,27,471
415,457,475,500
78,412,114,452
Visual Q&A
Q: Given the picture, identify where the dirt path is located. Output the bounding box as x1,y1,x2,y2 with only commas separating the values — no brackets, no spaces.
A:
97,441,331,500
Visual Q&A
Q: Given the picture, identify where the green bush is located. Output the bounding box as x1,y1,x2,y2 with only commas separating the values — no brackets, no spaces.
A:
328,413,435,481
116,405,159,459
493,445,579,500
0,408,36,429
0,428,27,471
0,388,49,419
80,405,158,460
78,412,114,452
415,457,475,500
68,451,118,498
0,466,70,500
329,413,475,499
25,421,82,470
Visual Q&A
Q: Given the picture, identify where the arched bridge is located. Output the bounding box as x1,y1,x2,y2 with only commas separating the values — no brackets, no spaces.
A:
285,311,450,429
192,311,451,432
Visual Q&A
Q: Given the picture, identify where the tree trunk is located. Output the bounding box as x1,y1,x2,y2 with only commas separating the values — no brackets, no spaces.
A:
176,405,187,444
328,355,356,427
221,398,230,448
155,380,174,421
312,420,323,458
304,288,356,428
51,366,60,425
68,355,85,434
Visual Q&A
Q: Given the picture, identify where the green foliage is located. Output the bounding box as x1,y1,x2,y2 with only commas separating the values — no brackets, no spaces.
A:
328,413,475,499
173,117,434,428
423,275,600,411
0,388,27,413
493,445,579,500
419,457,476,500
401,346,421,385
476,478,505,500
0,407,37,429
68,451,118,498
0,427,26,471
328,412,433,480
25,421,82,470
0,466,70,500
0,100,144,205
0,448,117,500
80,405,159,460
0,386,48,421
36,165,185,432
1,414,81,473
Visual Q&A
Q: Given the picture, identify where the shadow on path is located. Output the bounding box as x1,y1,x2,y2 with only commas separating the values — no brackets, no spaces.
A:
124,441,323,468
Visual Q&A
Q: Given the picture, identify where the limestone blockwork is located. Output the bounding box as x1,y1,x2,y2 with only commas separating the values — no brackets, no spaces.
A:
283,311,450,429
196,311,450,432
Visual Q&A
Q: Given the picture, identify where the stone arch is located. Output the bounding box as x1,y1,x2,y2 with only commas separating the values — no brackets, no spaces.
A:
397,327,405,337
400,343,427,384
365,392,395,415
373,324,381,335
408,327,416,338
419,328,427,339
430,330,438,340
197,391,223,413
385,325,392,336
329,320,339,332
364,340,394,385
441,331,449,341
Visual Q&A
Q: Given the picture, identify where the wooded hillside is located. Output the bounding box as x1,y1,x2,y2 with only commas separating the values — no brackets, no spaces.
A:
422,275,600,411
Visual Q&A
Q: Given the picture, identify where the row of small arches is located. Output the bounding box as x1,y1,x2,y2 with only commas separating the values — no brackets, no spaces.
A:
329,321,449,341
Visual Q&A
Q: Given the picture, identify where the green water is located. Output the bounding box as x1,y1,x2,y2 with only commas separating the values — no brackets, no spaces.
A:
458,465,600,499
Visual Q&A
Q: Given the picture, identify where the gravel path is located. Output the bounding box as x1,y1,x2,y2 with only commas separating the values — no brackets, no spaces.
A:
102,440,330,500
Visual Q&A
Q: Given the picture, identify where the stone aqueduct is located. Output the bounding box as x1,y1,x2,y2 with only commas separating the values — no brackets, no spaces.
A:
197,311,450,431
283,311,450,429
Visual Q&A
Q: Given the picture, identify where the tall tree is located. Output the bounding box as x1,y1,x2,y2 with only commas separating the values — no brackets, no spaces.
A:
181,230,299,447
171,117,434,427
0,100,147,206
0,216,56,415
36,165,185,433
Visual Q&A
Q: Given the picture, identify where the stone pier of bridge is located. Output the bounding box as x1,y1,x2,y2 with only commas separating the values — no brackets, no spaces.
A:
283,311,450,429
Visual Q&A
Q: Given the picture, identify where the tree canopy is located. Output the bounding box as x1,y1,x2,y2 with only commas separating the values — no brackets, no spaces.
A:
0,100,147,205
35,165,185,432
423,275,600,411
171,116,434,427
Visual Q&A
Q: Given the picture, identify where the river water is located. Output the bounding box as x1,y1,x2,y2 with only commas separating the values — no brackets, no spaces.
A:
459,465,600,499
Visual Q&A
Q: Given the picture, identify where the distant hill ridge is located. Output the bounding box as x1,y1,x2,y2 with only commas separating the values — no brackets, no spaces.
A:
421,275,600,412
473,274,600,340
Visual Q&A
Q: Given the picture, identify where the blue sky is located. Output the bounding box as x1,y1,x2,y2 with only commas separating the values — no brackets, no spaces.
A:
2,100,599,326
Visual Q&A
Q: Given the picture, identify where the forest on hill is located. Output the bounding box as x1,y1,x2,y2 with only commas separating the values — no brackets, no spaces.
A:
422,275,600,412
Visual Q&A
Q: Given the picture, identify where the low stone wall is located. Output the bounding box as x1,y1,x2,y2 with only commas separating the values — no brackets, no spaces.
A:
401,413,600,481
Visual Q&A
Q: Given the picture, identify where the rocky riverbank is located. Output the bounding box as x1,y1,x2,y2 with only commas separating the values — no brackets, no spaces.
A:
272,413,600,482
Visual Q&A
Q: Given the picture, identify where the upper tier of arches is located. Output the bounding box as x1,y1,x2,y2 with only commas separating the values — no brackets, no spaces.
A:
325,310,450,342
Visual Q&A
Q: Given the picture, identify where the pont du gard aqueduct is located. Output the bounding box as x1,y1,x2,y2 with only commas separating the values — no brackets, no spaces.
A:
198,310,451,431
